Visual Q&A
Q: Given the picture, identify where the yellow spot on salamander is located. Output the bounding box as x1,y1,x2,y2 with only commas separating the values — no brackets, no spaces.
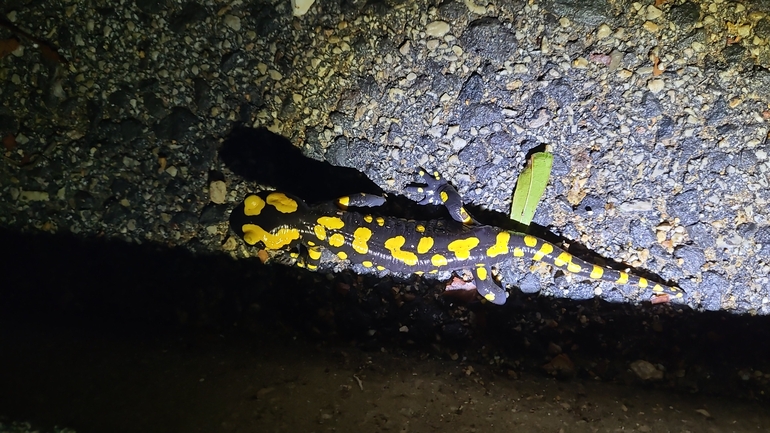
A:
476,266,488,281
590,265,604,279
616,272,629,284
241,224,300,249
440,191,449,202
317,216,344,229
308,247,322,260
652,284,664,293
313,224,326,241
337,251,348,260
362,261,373,268
417,237,434,254
484,292,496,302
243,195,266,216
447,237,480,260
553,252,572,267
524,235,538,247
416,224,425,233
567,262,582,273
364,215,373,223
352,227,372,254
384,236,418,266
376,266,385,271
431,254,448,267
545,250,581,273
328,233,345,248
513,247,525,257
487,232,510,257
307,264,318,270
338,196,350,207
638,277,648,288
532,242,554,261
376,217,385,226
266,192,298,213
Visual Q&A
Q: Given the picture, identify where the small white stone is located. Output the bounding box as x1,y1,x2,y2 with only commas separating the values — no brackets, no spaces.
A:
399,40,411,56
643,21,659,32
223,15,241,31
209,180,227,204
646,5,663,20
19,191,50,202
572,57,588,68
426,21,450,37
292,0,316,16
647,79,665,93
464,0,486,14
737,24,752,38
596,24,612,39
269,69,283,80
451,136,467,151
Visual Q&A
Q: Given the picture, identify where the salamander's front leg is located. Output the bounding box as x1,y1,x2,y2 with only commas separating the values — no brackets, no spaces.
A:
336,193,387,209
406,168,476,225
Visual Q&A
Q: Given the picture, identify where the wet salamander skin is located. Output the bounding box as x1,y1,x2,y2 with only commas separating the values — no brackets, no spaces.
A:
229,171,683,305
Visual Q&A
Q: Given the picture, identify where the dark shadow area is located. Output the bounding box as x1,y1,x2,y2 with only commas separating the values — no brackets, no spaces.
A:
1,225,770,431
220,126,383,202
0,226,770,431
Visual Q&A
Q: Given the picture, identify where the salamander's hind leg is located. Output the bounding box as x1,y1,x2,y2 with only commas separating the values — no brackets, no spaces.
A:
293,244,322,271
405,168,476,225
473,266,507,305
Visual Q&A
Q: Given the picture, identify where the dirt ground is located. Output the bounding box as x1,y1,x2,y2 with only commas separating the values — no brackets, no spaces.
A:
1,314,769,433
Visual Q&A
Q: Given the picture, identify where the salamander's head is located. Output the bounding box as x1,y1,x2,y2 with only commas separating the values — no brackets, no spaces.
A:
229,191,309,251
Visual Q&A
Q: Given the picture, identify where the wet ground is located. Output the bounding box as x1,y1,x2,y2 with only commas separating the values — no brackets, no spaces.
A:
2,312,770,433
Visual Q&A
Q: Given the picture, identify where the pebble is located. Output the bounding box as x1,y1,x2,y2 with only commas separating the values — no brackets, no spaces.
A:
646,5,663,20
572,57,588,68
209,180,227,204
19,191,49,202
292,0,316,16
596,24,612,39
223,15,241,31
399,40,411,56
647,79,665,93
630,360,664,381
451,136,467,151
643,21,659,32
426,21,450,37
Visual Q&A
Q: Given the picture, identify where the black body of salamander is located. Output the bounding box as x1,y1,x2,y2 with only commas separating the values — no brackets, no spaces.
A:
229,170,683,304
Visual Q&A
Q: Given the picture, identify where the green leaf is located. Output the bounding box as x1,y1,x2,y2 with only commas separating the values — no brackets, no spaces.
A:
510,150,554,226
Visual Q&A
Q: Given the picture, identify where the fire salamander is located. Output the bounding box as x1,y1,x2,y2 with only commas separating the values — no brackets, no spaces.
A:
229,170,684,305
